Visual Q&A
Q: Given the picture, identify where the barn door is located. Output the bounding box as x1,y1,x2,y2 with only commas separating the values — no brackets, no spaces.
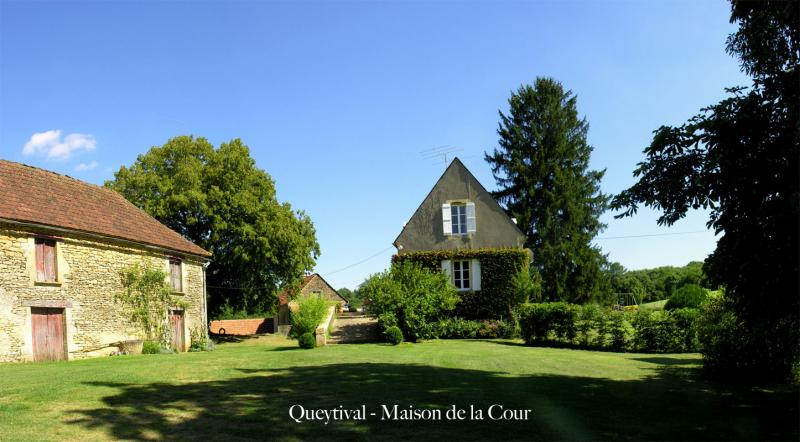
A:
170,310,185,352
31,308,66,361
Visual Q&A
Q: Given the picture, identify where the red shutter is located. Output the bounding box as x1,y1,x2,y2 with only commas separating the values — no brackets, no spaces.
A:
35,241,45,281
43,241,56,282
169,258,182,292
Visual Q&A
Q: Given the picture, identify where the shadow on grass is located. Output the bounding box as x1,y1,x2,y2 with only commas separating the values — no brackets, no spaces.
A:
210,333,264,344
66,361,798,441
631,356,702,366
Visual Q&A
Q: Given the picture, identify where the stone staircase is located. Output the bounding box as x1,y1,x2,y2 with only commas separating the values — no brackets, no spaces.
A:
328,312,379,344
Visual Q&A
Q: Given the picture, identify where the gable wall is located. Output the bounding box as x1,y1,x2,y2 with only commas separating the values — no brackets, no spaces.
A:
0,223,206,362
395,162,525,253
301,276,345,305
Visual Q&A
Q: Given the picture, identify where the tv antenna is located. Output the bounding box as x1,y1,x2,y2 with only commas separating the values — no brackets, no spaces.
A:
421,146,462,169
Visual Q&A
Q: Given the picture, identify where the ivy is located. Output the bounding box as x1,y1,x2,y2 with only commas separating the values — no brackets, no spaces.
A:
392,248,530,319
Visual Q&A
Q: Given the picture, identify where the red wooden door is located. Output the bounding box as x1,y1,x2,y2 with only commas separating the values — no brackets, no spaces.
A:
170,310,185,352
31,308,66,361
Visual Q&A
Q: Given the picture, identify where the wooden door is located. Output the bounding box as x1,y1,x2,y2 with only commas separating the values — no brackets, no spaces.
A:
31,308,66,361
170,310,185,352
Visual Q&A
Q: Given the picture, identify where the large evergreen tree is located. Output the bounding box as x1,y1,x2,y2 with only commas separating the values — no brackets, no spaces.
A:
486,78,610,303
106,136,320,314
611,1,798,379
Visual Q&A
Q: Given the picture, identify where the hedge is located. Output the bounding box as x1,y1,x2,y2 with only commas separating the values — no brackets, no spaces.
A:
518,302,700,353
392,248,531,319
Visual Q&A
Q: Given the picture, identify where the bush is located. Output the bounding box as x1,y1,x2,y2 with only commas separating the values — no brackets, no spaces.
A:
385,326,404,345
290,294,330,339
298,332,316,349
360,261,459,341
189,327,215,352
664,284,707,310
142,340,161,354
518,302,577,345
392,248,530,319
518,302,699,353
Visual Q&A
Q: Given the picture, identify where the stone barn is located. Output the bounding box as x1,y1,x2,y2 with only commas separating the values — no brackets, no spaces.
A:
275,273,345,334
0,160,211,361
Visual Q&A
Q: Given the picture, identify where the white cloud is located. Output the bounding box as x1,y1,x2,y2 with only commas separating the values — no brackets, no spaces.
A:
74,161,98,171
22,129,97,160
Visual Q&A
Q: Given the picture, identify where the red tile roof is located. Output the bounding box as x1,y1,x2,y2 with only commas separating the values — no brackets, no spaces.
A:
0,160,210,257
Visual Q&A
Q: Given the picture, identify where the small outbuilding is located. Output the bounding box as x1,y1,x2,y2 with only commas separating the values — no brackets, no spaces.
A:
275,273,345,334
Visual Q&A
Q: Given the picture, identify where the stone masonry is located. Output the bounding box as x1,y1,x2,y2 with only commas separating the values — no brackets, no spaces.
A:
0,223,207,362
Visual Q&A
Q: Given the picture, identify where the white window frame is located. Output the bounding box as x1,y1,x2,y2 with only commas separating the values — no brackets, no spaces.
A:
452,259,471,290
451,203,467,235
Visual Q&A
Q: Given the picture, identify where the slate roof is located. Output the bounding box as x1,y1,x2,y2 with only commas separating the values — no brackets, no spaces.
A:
0,160,210,257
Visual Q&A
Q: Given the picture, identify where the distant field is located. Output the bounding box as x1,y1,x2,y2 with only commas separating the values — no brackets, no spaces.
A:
0,336,797,441
640,299,668,310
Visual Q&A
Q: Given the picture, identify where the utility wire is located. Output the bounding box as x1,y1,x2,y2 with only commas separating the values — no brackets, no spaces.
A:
322,246,395,277
595,230,708,240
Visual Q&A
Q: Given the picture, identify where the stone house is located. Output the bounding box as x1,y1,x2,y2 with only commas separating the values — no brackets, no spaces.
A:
393,157,527,292
275,273,345,334
0,160,211,362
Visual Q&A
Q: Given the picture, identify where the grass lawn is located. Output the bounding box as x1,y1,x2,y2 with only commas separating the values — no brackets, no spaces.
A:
639,299,667,310
0,336,797,441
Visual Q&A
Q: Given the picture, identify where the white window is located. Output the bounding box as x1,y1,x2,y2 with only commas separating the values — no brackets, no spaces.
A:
443,201,475,235
441,259,482,291
451,204,467,234
453,259,470,289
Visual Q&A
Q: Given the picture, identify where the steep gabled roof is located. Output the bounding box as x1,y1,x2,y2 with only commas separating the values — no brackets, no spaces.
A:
393,157,525,251
0,160,210,257
277,273,345,305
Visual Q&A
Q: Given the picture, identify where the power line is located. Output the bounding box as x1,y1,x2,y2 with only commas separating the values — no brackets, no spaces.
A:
322,246,395,277
595,230,708,240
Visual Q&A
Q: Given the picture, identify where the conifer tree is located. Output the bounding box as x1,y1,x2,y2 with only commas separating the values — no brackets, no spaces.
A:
486,78,610,303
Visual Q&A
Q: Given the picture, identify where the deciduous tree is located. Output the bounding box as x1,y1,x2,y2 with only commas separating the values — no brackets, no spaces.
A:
611,1,799,379
107,136,320,314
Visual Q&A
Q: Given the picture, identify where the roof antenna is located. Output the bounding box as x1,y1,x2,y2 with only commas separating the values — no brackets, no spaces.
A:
421,146,462,170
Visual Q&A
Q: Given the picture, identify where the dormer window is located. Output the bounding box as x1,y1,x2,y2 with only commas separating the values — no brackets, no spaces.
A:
442,202,476,236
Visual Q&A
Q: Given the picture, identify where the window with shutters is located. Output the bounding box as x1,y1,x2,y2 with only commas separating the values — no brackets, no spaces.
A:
169,258,183,292
451,204,467,234
35,238,58,283
452,260,471,290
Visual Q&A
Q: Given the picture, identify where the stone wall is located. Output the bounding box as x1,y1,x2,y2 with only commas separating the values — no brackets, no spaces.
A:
0,223,207,362
209,318,274,335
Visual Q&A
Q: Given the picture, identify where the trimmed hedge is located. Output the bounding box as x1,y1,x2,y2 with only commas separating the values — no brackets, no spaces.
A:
518,302,700,353
392,248,531,319
385,326,404,345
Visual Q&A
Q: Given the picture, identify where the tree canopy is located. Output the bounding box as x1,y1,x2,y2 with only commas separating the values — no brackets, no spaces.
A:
486,77,610,304
106,136,320,314
611,1,799,379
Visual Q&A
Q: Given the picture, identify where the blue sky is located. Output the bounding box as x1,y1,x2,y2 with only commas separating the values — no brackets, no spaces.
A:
0,0,747,289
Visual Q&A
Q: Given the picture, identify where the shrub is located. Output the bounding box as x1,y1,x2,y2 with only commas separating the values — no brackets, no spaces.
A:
189,327,215,352
385,326,404,345
116,261,187,346
142,340,161,354
518,302,577,345
518,302,700,354
290,294,330,339
392,248,530,319
360,261,459,341
298,332,316,349
577,304,600,347
665,284,707,310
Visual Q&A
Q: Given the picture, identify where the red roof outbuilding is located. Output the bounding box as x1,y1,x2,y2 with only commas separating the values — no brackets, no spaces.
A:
0,160,210,257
